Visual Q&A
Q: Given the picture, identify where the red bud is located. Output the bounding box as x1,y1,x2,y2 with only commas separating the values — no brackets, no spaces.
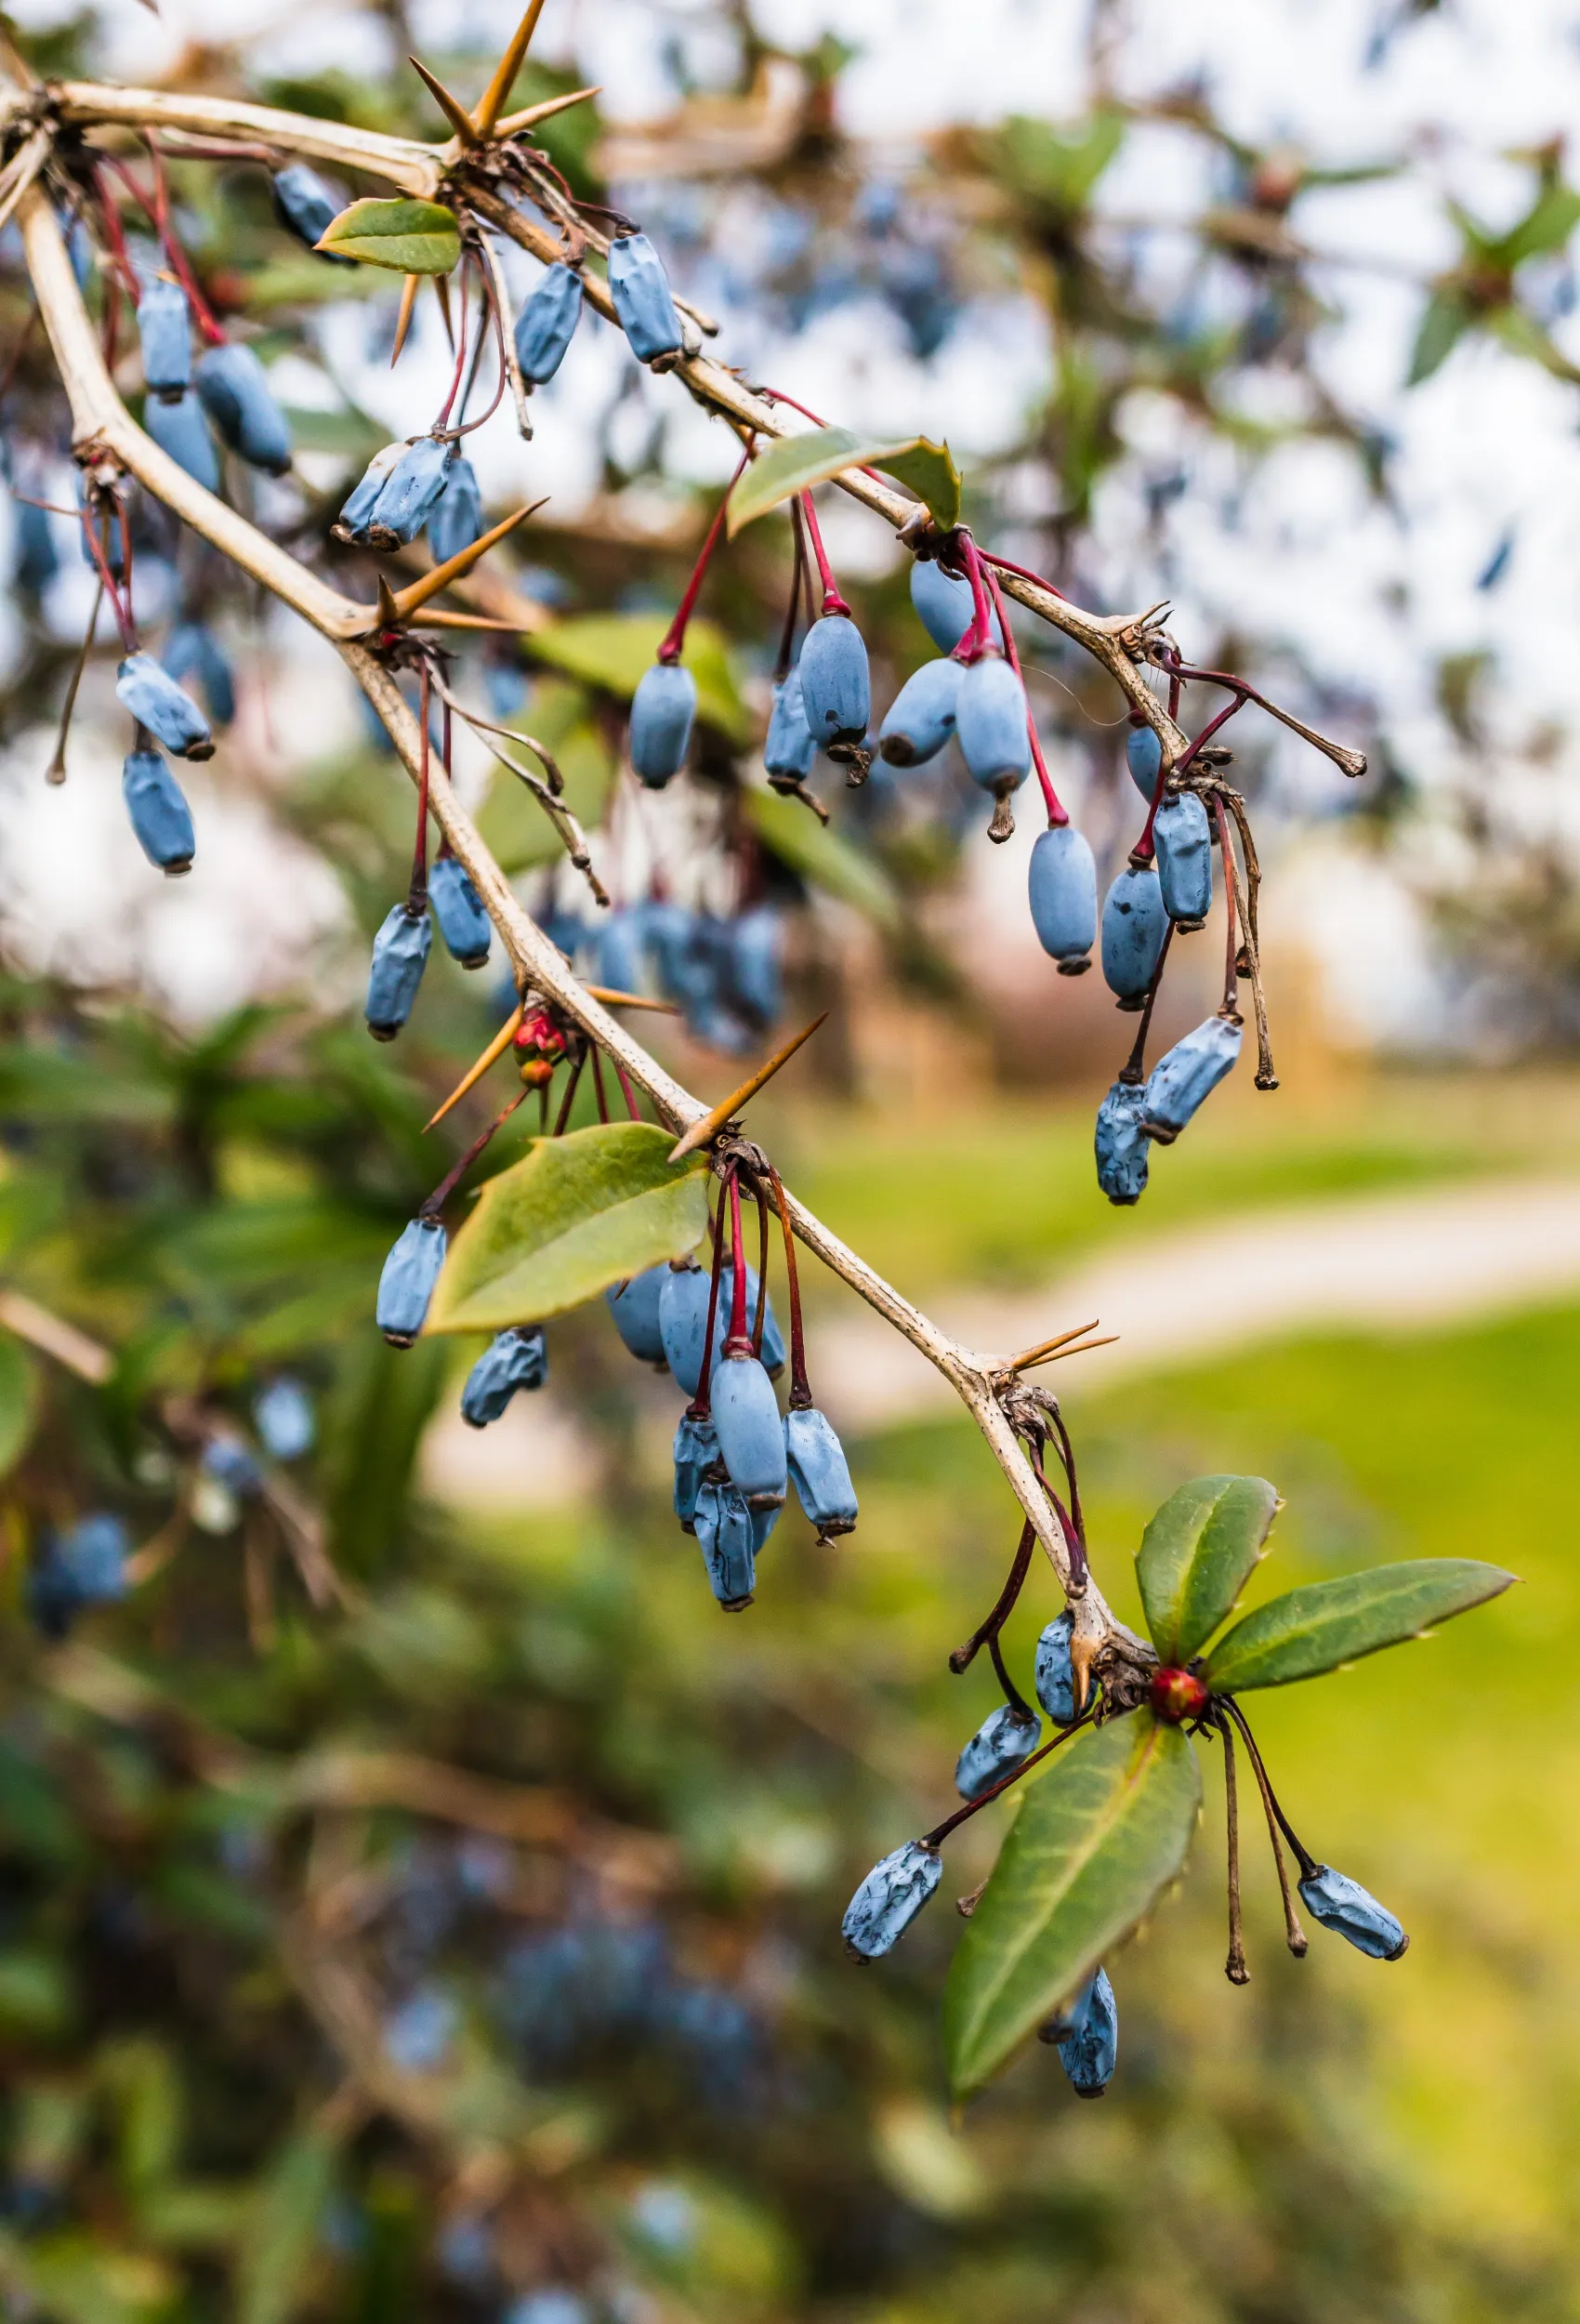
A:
1149,1667,1210,1724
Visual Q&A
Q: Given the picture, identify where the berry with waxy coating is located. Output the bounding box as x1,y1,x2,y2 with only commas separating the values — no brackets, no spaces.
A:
955,1703,1043,1800
1034,1610,1078,1724
879,655,961,766
711,1349,787,1509
428,856,492,970
956,654,1031,793
194,343,293,476
607,1262,668,1366
376,1216,446,1347
1126,721,1163,800
765,667,817,784
910,556,973,653
1139,1014,1243,1143
366,438,452,550
461,1327,546,1425
144,387,219,493
607,233,684,363
784,1406,857,1539
1154,789,1213,927
660,1261,783,1397
728,903,783,1026
163,623,235,727
1148,1666,1210,1723
427,454,482,565
365,903,431,1040
136,275,191,402
1100,863,1167,1003
335,442,405,545
629,660,697,787
514,261,584,380
798,613,870,748
1297,1866,1408,1961
672,1412,718,1531
693,1477,756,1607
1050,1967,1117,2096
1094,1078,1151,1205
1028,824,1098,971
842,1840,941,1961
122,747,195,874
271,164,345,254
116,653,213,760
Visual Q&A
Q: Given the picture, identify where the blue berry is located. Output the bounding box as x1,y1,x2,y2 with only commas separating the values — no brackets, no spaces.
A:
376,1216,446,1347
1027,824,1097,972
428,856,492,970
1139,1014,1243,1143
1049,1966,1117,2095
694,1477,757,1606
254,1375,315,1460
672,1410,718,1531
26,1513,129,1639
162,623,235,728
727,903,783,1026
1297,1866,1408,1960
144,387,219,494
427,454,482,566
955,1702,1042,1800
607,233,684,364
660,1261,783,1395
841,1840,941,1960
194,343,292,476
1153,790,1213,927
122,747,194,874
335,442,406,545
271,163,345,254
910,557,973,653
366,438,452,550
1094,1078,1151,1206
1126,721,1163,800
116,651,213,760
764,667,816,784
1100,864,1167,1003
878,656,961,767
136,275,191,402
710,1349,787,1509
955,654,1031,794
1034,1610,1077,1723
629,660,696,788
784,1406,857,1540
514,261,584,381
461,1327,546,1424
365,903,431,1040
798,613,870,748
604,1262,667,1367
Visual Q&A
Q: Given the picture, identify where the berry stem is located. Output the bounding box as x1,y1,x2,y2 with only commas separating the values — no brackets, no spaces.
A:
764,1163,811,1408
612,1055,642,1120
589,1043,610,1123
953,529,996,664
725,1171,750,1349
408,662,433,912
1119,920,1174,1084
658,444,754,664
797,492,849,617
977,545,1067,604
1213,796,1241,1018
420,1086,528,1218
981,558,1065,825
550,1044,586,1135
689,1173,731,1420
1219,1713,1250,1986
751,1178,770,1360
922,1706,1096,1849
949,1518,1035,1673
433,254,474,431
774,507,806,682
1219,1696,1318,1933
988,1629,1036,1723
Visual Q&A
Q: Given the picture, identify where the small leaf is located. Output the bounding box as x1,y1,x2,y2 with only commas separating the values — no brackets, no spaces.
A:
316,197,461,275
728,424,961,535
1204,1558,1514,1695
427,1121,709,1334
1407,289,1471,385
1135,1473,1279,1666
741,785,899,930
942,1714,1200,2100
527,614,753,745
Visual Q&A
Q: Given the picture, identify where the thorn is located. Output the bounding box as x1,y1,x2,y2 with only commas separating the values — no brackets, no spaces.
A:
492,85,602,140
433,270,454,353
1002,1321,1100,1375
375,574,400,630
1041,1335,1119,1366
409,55,480,147
666,1014,828,1164
425,1002,525,1130
391,272,419,365
390,501,543,621
472,0,549,139
584,984,679,1013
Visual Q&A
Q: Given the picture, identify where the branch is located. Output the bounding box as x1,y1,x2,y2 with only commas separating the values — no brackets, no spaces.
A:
13,128,1154,1677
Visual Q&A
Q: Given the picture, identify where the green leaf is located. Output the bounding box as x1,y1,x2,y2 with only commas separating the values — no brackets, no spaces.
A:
1134,1473,1279,1665
941,1715,1201,2100
1492,180,1580,269
427,1121,709,1335
1407,289,1472,385
528,615,753,746
728,425,962,535
740,785,899,931
315,197,460,274
1203,1558,1514,1694
0,1331,37,1479
235,2128,336,2324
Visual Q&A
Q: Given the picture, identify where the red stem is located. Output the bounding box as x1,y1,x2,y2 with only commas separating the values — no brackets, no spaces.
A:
91,166,141,301
764,1164,810,1406
589,1044,610,1123
725,1173,750,1349
551,1046,586,1135
1214,796,1241,1017
952,531,996,665
978,546,1068,604
659,445,753,663
421,1087,528,1217
797,493,849,616
752,1181,770,1360
433,257,473,431
78,505,137,652
689,1176,731,1420
409,665,432,908
103,152,224,343
982,560,1065,825
612,1057,641,1119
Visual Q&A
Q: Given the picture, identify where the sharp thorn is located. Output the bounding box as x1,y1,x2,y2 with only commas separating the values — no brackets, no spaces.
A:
390,501,541,620
472,0,549,139
666,1014,828,1164
425,1002,524,1129
409,54,480,146
391,271,419,365
492,85,602,139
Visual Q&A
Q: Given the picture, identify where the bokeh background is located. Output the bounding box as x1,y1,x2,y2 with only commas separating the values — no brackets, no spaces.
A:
2,0,1580,2317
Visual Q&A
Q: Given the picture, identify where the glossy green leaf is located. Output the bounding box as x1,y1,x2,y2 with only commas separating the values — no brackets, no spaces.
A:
427,1121,709,1335
741,785,899,930
528,614,753,745
728,425,961,535
942,1714,1200,2100
315,197,460,274
1204,1558,1514,1694
1135,1472,1279,1665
